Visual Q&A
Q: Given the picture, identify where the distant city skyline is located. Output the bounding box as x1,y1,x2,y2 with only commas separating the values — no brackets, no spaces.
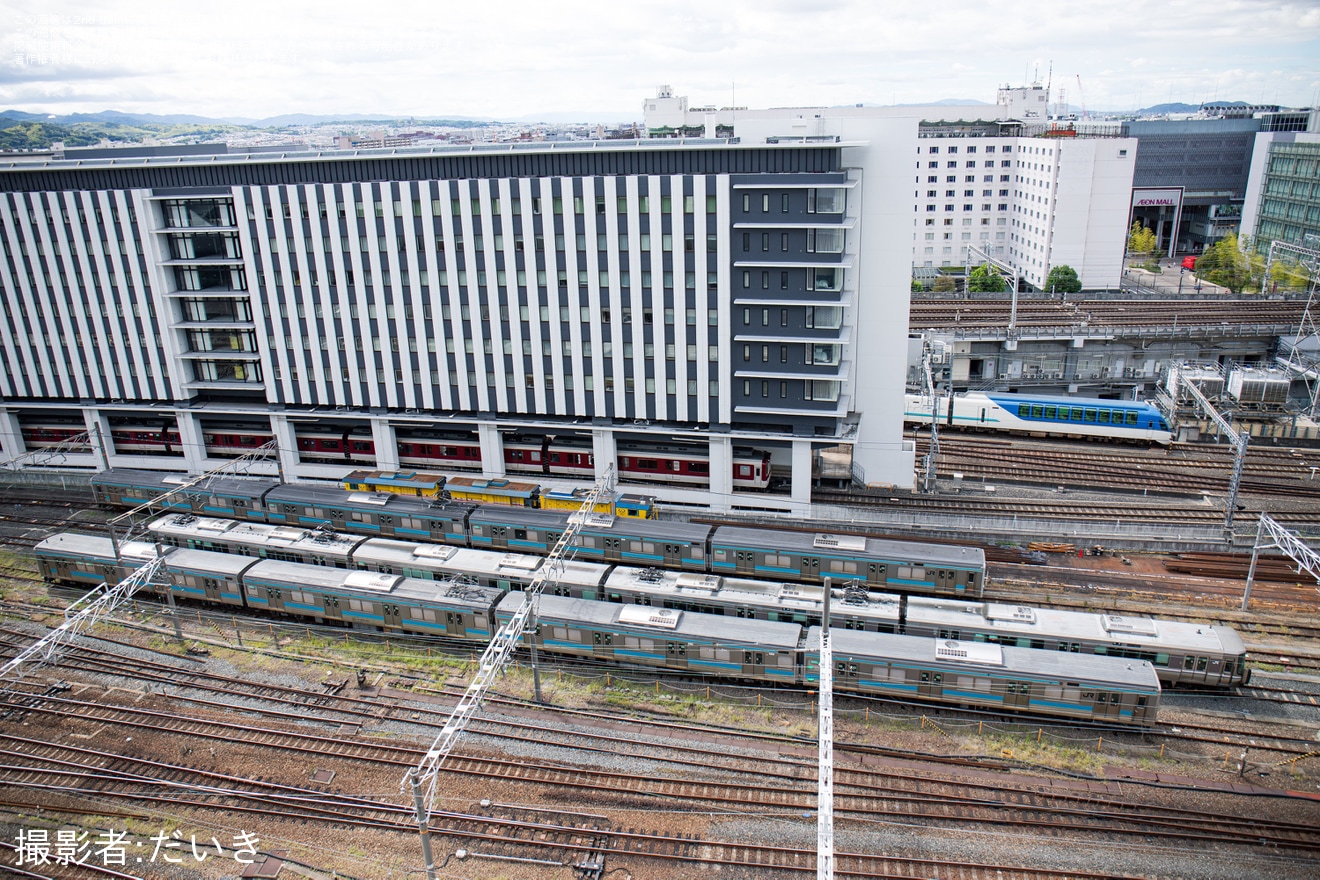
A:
2,0,1317,121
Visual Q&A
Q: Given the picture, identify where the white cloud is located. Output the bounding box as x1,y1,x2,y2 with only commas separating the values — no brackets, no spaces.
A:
0,0,1315,118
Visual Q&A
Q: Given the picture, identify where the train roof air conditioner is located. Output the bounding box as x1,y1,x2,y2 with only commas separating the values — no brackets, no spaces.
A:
813,533,867,552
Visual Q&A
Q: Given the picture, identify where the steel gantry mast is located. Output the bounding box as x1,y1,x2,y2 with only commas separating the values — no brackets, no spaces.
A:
0,553,165,696
1240,513,1320,611
921,336,941,493
1168,364,1248,534
1267,236,1320,418
2,442,280,696
403,468,616,880
816,583,834,880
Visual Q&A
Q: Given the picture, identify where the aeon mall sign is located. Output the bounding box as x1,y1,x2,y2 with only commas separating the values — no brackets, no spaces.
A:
1131,187,1184,209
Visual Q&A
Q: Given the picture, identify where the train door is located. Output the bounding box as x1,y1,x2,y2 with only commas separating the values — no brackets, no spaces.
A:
1092,691,1121,722
866,563,886,588
1003,681,1031,711
742,650,765,678
733,550,756,575
799,555,821,581
444,610,467,637
666,640,688,671
662,543,684,567
377,514,396,538
918,670,943,699
381,603,403,630
592,630,614,658
322,595,342,621
201,577,227,603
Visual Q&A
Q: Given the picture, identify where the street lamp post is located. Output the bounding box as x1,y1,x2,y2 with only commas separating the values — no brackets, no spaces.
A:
1178,267,1186,295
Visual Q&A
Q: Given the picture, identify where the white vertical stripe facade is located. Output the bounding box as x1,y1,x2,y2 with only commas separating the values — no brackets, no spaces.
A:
499,179,527,413
646,175,667,422
418,182,452,409
69,192,130,397
47,193,101,399
0,198,43,395
692,175,710,424
581,177,605,415
0,170,771,447
603,176,626,416
715,175,733,424
524,179,550,414
15,197,73,398
668,174,688,421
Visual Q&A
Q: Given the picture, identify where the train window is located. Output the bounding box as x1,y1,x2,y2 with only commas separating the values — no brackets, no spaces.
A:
593,632,613,646
932,673,942,684
672,461,682,472
1197,656,1208,671
745,652,764,665
639,458,657,469
1084,409,1097,422
920,671,930,682
1183,655,1195,670
1155,653,1170,666
737,465,751,476
1044,406,1056,419
1125,412,1138,425
667,642,687,656
1030,405,1044,418
1098,410,1111,424
1070,409,1083,422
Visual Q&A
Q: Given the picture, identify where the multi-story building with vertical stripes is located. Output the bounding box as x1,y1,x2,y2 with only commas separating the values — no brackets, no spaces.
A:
0,135,918,510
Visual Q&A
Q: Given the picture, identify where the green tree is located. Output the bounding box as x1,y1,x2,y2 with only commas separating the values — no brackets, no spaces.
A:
1195,233,1265,294
932,274,957,293
1045,265,1082,294
1127,222,1157,259
967,263,1007,292
911,278,924,293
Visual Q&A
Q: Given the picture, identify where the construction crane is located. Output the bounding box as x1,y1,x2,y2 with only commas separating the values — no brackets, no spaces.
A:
1075,74,1088,120
404,467,616,880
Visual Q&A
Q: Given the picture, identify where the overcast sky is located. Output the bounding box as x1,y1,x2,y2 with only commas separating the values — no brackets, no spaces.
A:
2,0,1318,122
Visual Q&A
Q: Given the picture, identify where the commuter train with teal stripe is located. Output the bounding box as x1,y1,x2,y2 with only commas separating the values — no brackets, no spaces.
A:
91,468,987,598
904,391,1172,444
35,532,1160,726
45,518,1248,690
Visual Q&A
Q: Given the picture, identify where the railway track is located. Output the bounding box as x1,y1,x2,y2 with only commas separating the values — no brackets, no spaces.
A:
3,685,1318,872
910,297,1309,331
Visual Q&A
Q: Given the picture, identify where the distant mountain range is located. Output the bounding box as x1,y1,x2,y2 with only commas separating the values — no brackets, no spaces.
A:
0,109,648,127
0,109,503,127
0,99,1269,132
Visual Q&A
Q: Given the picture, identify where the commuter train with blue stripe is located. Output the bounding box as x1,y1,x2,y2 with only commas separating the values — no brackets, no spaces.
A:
90,468,987,598
34,531,1161,726
904,392,1172,444
42,515,1247,690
